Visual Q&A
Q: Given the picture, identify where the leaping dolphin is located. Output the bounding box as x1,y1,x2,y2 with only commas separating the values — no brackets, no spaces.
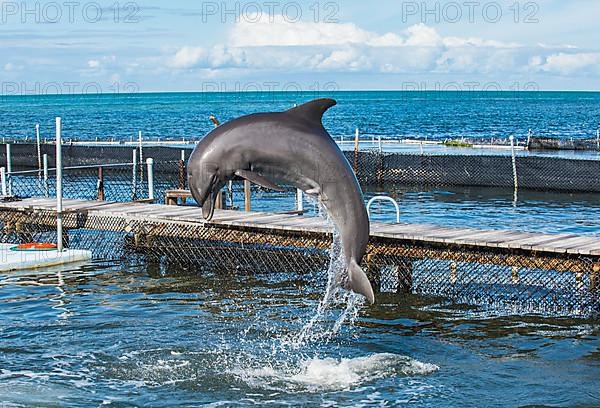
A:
187,98,375,304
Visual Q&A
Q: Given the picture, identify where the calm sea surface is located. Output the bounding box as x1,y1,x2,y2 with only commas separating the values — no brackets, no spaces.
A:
1,91,600,141
1,91,599,406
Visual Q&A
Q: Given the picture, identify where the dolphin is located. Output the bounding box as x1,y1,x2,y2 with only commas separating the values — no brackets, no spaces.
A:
187,98,375,304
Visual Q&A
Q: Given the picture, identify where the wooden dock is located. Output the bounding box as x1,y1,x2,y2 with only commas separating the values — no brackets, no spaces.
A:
0,197,599,257
1,197,599,316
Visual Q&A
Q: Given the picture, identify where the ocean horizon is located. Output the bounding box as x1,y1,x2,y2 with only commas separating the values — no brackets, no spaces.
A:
1,90,599,142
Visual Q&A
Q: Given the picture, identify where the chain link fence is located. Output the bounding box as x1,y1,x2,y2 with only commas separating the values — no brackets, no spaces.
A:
0,209,597,317
3,144,600,204
343,150,600,193
5,160,184,204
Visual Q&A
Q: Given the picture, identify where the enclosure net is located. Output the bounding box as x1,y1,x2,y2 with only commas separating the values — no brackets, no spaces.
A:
1,144,599,317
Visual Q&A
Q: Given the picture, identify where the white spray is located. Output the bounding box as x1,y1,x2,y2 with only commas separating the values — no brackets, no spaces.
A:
287,200,365,348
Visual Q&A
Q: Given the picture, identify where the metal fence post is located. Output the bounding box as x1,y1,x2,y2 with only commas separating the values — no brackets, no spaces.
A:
244,180,251,212
132,149,137,200
354,128,359,174
138,131,143,160
510,135,518,204
296,188,304,213
0,167,6,196
43,154,49,198
6,143,12,196
146,158,154,200
56,117,64,252
227,180,234,208
97,167,105,201
179,150,186,190
36,124,42,171
215,190,223,210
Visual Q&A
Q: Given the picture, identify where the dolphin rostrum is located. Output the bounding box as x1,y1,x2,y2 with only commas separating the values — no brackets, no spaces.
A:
187,98,375,304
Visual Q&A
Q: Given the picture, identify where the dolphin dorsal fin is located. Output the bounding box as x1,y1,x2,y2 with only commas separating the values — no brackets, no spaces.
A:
286,98,337,125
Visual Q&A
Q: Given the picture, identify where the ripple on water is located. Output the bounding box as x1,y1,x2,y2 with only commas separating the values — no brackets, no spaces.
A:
1,243,599,406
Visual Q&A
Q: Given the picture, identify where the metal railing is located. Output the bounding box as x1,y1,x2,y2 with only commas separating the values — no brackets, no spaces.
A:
367,196,400,223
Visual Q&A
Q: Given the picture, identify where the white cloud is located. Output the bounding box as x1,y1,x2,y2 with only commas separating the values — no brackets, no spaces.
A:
164,15,592,78
86,55,117,71
404,24,442,47
169,46,206,69
168,45,246,69
229,15,402,47
3,62,25,73
536,52,600,75
317,47,372,71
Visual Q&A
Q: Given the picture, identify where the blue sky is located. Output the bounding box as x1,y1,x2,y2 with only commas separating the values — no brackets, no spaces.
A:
2,0,600,94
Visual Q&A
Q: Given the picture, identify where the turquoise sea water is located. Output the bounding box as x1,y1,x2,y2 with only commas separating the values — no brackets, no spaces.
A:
1,91,600,141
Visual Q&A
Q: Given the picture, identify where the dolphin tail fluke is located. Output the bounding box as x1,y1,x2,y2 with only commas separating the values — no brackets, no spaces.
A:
347,259,375,304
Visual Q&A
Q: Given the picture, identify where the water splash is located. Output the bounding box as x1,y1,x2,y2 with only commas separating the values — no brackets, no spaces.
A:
285,200,365,348
232,353,438,393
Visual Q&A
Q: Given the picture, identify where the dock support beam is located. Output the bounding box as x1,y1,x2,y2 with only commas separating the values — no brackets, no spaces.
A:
512,266,519,284
576,272,584,291
450,261,458,284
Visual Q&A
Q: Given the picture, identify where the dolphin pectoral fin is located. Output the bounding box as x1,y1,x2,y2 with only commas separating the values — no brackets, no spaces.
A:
346,259,375,304
202,192,216,221
235,170,285,192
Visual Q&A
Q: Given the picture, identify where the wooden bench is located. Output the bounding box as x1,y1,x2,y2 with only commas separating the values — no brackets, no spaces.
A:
165,189,193,206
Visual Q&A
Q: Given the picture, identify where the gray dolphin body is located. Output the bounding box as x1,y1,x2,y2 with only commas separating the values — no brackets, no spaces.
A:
187,98,375,304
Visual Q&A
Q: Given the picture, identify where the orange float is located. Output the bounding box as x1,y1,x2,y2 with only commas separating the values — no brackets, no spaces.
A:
11,242,58,252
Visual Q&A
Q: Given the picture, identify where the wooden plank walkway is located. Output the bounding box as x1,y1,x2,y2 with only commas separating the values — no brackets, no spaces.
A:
1,197,599,257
